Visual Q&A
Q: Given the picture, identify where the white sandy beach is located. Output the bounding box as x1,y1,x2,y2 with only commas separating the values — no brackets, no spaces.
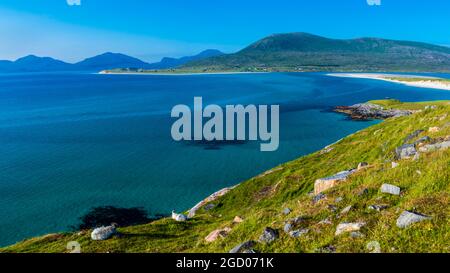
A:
328,73,450,91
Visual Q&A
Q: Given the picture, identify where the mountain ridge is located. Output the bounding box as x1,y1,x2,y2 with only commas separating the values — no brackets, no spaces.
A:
0,50,224,73
182,32,450,72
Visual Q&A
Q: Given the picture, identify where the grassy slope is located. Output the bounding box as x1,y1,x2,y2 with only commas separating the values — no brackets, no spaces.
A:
2,100,449,253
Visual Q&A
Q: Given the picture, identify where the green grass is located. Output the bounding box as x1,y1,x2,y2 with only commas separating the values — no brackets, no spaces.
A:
2,100,449,253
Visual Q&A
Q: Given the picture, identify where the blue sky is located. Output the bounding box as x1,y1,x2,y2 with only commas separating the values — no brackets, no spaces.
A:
0,0,449,63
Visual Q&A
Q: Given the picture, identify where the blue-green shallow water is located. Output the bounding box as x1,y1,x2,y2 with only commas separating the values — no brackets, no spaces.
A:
1,72,450,246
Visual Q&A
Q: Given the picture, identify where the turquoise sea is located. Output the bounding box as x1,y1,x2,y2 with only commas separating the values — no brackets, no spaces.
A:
1,72,449,246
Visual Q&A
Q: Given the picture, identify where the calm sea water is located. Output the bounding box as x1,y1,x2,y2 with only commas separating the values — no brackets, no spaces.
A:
0,72,449,246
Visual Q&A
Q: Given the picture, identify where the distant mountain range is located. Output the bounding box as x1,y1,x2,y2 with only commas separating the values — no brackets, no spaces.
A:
3,33,450,73
183,32,450,72
0,49,224,73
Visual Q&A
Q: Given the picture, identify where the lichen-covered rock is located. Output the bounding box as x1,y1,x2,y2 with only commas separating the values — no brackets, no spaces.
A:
380,183,401,195
396,211,431,228
91,225,116,241
335,222,365,236
258,227,278,244
395,144,417,159
418,141,450,153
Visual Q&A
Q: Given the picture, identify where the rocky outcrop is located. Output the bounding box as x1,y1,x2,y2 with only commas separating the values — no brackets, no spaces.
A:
418,140,450,153
91,225,116,241
188,186,236,218
335,103,412,120
314,169,356,195
395,144,417,159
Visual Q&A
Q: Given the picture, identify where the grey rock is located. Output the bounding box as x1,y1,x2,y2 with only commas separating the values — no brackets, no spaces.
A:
258,227,278,244
391,161,399,168
357,162,368,170
335,197,343,203
368,204,389,211
204,203,215,211
335,222,366,236
350,231,364,238
380,183,401,195
91,225,116,241
229,240,256,253
413,152,420,161
396,211,432,228
282,208,291,215
289,228,309,238
404,130,424,143
340,205,352,215
283,223,293,233
318,217,332,225
328,205,338,212
413,136,431,145
316,245,336,253
395,144,417,159
418,141,450,153
312,193,326,204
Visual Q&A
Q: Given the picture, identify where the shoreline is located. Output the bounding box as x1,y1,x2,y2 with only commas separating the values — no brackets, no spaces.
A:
98,71,269,76
327,73,450,91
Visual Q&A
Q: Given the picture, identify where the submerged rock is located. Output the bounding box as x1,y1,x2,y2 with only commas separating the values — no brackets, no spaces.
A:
380,183,401,195
258,227,278,244
396,211,432,228
91,225,116,241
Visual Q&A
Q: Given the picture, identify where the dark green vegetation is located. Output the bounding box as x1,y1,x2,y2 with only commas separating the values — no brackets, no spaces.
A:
2,100,449,253
182,33,450,72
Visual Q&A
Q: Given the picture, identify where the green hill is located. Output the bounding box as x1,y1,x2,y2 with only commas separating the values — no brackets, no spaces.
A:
2,99,449,253
182,33,450,72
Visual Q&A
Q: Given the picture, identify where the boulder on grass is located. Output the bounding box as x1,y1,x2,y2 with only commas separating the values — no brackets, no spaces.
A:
396,211,431,228
91,225,116,241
